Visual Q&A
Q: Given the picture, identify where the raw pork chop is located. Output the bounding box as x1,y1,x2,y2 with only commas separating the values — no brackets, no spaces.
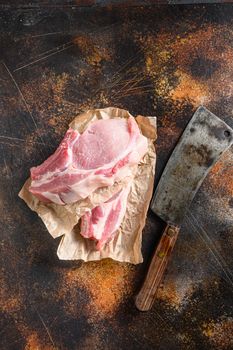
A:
80,184,131,249
29,117,147,205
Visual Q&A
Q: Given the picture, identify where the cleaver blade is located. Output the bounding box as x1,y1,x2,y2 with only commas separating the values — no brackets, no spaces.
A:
135,106,233,311
151,106,233,225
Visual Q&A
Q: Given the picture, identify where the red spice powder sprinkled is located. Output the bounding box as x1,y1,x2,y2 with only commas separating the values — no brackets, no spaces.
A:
60,259,135,321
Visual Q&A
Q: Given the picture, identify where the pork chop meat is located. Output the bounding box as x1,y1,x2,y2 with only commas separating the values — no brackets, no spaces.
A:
29,117,148,205
80,184,131,250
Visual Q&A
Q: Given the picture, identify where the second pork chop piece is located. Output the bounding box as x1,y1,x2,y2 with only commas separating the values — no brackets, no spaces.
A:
80,183,131,250
29,117,148,205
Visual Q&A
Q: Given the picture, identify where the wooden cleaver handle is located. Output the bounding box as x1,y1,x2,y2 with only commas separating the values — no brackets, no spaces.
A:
135,224,180,311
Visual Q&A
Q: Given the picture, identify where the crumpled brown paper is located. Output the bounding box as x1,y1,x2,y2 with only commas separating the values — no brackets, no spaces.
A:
19,107,156,264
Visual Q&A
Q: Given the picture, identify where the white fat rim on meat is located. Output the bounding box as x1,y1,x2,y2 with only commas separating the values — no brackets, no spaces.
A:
31,133,148,190
31,120,148,205
32,119,146,186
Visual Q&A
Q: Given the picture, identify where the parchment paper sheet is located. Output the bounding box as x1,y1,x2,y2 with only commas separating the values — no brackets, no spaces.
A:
19,108,157,264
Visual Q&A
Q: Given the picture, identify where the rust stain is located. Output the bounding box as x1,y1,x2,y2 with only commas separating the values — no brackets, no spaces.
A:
78,332,104,350
157,125,181,151
0,255,23,314
60,259,134,320
207,150,233,195
0,294,22,313
141,32,173,98
184,143,213,167
169,70,210,106
171,26,231,71
140,25,233,111
14,316,57,350
48,118,57,126
171,25,233,103
157,114,182,151
204,150,233,223
24,332,54,350
202,317,233,349
74,35,111,66
21,71,82,137
172,28,214,69
157,276,195,310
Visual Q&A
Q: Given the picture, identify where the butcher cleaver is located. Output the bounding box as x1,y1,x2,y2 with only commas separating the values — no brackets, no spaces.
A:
135,106,233,311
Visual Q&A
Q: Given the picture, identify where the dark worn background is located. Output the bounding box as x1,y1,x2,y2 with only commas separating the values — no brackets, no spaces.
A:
1,3,233,350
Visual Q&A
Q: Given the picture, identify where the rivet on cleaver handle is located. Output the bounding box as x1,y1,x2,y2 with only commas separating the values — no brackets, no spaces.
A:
135,106,233,311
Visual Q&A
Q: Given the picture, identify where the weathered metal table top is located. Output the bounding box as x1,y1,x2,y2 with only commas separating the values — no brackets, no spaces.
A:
1,3,233,350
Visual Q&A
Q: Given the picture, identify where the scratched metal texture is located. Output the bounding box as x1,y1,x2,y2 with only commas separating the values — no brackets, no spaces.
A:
152,107,233,225
0,3,233,350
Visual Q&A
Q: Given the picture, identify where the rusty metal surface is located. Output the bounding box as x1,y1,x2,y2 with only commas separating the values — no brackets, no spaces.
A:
0,3,233,350
2,1,233,10
151,107,233,225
